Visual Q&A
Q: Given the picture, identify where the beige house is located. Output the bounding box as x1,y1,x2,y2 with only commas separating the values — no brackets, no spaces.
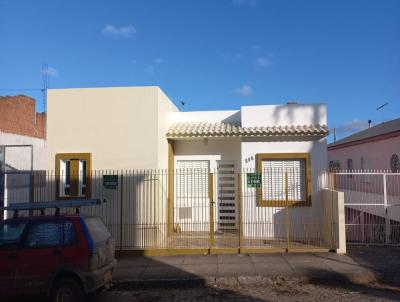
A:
44,86,345,253
47,86,178,171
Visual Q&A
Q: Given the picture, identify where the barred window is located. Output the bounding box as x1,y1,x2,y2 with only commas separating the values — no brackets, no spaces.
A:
261,159,306,202
257,153,311,207
176,160,209,197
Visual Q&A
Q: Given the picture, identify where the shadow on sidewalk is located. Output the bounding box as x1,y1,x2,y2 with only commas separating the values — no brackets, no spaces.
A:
3,256,268,302
305,267,400,302
307,246,400,301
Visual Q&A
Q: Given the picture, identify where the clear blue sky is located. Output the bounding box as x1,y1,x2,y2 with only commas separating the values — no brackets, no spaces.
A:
1,0,399,141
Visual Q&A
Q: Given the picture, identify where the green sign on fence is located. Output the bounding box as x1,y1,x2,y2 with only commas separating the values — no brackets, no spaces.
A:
247,173,261,188
103,175,118,189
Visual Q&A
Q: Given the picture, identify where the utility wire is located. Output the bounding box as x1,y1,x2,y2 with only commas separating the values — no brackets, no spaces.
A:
0,89,43,91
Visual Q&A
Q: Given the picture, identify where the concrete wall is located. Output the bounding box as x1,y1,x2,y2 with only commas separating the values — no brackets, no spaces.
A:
240,137,328,239
328,135,400,171
0,131,46,170
157,88,179,169
173,138,241,231
171,110,240,124
47,86,178,170
319,189,346,253
241,103,327,127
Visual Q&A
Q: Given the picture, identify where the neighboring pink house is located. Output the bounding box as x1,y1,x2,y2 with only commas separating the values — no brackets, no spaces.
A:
328,118,400,172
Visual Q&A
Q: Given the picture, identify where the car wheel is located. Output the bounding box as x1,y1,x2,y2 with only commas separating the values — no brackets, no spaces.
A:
51,277,84,302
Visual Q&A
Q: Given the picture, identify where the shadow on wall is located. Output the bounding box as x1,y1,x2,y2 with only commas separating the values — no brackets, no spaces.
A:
221,111,241,125
4,171,169,250
271,103,325,127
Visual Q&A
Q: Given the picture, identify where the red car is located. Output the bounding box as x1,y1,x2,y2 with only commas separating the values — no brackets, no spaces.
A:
0,213,117,302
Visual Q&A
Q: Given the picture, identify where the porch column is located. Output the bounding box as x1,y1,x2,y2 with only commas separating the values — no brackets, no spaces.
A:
167,140,175,236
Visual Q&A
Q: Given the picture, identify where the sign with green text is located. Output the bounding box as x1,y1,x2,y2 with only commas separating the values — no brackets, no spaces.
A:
103,175,118,189
247,173,261,188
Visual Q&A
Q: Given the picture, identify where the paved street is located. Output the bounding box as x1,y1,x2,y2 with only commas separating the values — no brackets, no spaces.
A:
6,247,400,301
89,280,400,302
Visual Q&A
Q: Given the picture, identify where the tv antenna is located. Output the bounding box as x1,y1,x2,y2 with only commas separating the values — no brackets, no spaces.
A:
180,100,187,111
376,102,389,123
42,63,49,139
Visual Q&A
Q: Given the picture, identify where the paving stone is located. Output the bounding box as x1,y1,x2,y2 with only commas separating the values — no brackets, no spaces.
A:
217,254,252,264
253,262,295,277
218,263,257,277
149,255,185,266
180,264,218,277
183,254,218,265
117,256,152,267
142,265,184,279
249,253,285,263
114,266,147,281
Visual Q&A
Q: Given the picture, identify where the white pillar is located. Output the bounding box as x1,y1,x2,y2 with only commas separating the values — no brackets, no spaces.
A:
335,191,346,254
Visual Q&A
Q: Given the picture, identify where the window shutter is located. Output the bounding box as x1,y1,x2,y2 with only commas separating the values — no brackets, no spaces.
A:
176,160,209,197
261,159,306,202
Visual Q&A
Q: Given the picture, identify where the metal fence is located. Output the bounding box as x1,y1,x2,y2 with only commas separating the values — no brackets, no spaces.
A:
2,169,337,253
330,170,400,245
0,145,33,220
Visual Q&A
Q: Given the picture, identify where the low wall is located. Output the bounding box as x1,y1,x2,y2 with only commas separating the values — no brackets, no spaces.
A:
319,188,346,253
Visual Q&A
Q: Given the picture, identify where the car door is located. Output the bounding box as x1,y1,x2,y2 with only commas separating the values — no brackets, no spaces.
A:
0,221,27,296
16,218,64,295
60,218,88,269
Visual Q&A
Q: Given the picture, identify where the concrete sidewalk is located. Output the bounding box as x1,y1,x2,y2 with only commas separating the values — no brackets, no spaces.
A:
114,252,377,287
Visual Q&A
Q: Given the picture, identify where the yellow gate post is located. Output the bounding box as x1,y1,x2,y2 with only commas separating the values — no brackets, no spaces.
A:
285,171,290,252
209,173,215,253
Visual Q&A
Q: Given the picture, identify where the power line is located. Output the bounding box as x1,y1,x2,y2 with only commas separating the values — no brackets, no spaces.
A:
0,88,43,91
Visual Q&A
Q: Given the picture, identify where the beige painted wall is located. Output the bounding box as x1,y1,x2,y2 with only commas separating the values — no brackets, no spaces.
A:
47,86,177,170
157,88,179,169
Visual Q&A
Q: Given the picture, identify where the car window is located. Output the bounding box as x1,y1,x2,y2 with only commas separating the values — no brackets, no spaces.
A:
26,221,62,248
63,220,76,246
0,222,26,246
83,217,111,244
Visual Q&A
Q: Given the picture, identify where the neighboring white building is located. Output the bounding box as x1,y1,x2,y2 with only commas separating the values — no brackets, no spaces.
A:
0,95,46,218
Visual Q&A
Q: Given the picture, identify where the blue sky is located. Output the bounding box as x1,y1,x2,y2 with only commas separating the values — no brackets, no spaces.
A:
1,0,399,141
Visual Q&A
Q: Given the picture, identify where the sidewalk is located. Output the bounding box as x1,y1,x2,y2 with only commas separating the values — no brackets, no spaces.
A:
114,252,377,288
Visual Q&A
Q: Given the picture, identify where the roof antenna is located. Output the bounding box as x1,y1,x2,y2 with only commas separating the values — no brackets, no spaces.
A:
376,102,389,124
42,63,49,139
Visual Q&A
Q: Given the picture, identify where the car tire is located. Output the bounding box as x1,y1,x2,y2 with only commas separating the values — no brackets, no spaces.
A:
51,277,84,302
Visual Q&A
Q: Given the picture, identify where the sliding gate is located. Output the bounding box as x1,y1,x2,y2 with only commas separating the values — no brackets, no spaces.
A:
171,168,333,253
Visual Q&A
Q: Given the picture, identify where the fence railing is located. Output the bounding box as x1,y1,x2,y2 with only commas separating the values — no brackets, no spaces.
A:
329,170,400,245
2,168,339,252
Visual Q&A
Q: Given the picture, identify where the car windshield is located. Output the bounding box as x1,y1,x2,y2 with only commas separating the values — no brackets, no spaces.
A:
0,222,26,246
